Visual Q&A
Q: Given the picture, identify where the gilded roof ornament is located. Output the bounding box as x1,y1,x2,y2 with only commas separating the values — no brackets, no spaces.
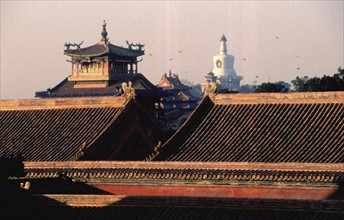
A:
20,181,30,190
122,81,135,102
204,82,217,101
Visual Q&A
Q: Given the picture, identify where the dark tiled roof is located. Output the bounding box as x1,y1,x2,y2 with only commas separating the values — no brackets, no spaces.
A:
64,43,144,57
36,78,117,98
0,97,156,161
35,74,167,98
152,92,344,163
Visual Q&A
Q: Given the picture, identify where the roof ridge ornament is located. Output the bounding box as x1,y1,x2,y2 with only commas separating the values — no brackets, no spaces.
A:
122,81,136,103
126,40,145,51
64,41,83,50
204,82,217,101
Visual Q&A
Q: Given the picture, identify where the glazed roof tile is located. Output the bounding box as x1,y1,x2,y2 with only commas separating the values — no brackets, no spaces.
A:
152,92,344,163
0,97,132,161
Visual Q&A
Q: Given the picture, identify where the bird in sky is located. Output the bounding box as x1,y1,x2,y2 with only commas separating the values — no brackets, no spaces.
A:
276,36,279,39
243,58,246,61
149,54,153,56
169,58,173,61
297,67,300,70
178,50,182,53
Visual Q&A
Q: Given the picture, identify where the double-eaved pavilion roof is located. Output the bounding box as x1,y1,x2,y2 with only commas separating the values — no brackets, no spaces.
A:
0,96,158,161
151,92,344,163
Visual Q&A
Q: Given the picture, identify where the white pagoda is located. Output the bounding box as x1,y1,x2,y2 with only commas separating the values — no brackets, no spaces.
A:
210,34,243,91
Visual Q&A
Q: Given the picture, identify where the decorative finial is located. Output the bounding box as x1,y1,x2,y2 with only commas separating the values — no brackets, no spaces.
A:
220,34,227,41
221,34,227,42
101,20,108,40
20,181,31,190
122,81,136,102
220,34,228,55
204,82,217,101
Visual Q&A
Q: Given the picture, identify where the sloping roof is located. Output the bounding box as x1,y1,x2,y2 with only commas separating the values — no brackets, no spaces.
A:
64,43,144,58
152,92,344,163
35,74,167,98
158,73,191,90
0,97,156,161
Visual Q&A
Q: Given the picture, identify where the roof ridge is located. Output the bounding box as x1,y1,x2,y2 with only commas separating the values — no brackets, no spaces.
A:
23,161,344,172
214,92,344,105
0,96,127,111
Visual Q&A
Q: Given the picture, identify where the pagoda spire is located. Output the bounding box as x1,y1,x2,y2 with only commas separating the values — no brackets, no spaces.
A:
220,34,227,55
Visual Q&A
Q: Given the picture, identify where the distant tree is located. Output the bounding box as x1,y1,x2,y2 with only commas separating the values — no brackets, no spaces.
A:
292,67,344,92
190,84,203,98
256,81,290,93
218,89,238,94
307,77,322,91
275,81,291,92
333,67,344,89
291,76,309,92
180,78,194,87
239,84,256,93
178,78,203,98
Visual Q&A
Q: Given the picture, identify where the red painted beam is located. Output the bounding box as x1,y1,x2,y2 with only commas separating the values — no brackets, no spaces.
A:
94,184,339,200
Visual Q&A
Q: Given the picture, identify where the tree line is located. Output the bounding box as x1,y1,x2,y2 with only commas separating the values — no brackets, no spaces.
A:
239,67,344,93
291,67,344,92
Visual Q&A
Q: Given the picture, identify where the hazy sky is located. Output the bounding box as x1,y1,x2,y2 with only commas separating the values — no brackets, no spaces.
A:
1,1,343,99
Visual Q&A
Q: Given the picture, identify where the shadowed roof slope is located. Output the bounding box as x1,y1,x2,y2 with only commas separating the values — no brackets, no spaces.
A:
0,97,156,161
152,92,344,163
